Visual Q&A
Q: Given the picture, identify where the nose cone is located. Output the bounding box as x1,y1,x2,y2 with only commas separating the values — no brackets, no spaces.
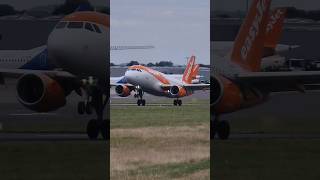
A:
47,28,108,83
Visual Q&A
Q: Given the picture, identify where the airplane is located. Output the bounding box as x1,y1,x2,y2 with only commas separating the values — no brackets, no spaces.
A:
213,7,295,70
211,0,320,140
111,56,210,106
0,11,110,140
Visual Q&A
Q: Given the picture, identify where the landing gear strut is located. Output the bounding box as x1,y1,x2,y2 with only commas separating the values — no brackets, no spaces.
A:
86,87,109,140
211,114,230,140
78,78,109,140
135,87,146,106
173,99,182,106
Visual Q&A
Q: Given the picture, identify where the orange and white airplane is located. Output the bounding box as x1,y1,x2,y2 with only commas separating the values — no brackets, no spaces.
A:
213,7,291,70
0,11,110,140
111,56,209,106
212,0,320,139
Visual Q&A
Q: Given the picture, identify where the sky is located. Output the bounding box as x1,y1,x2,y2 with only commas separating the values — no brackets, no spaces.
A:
110,0,210,65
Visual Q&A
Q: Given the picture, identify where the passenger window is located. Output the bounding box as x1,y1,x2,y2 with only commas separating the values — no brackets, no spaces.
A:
85,23,94,32
92,24,101,33
67,22,83,29
56,22,67,29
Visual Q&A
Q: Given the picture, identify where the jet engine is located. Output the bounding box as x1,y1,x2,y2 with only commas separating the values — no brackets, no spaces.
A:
169,85,187,97
115,85,131,97
211,76,243,114
16,74,66,112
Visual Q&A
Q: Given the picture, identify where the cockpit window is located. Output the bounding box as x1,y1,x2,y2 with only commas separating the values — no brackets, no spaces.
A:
67,22,83,29
85,23,94,32
92,24,101,33
56,22,67,29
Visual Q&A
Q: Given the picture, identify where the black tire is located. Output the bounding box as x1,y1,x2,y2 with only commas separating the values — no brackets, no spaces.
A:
217,120,230,140
178,100,182,106
137,99,141,106
78,101,85,115
141,99,146,106
87,119,99,140
173,100,177,106
100,119,109,140
85,102,92,114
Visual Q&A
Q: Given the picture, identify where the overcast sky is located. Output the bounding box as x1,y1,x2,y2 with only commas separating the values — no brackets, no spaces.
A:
111,0,210,65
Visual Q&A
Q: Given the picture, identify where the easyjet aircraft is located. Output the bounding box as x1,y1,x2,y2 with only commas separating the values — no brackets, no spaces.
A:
212,0,320,139
0,11,110,140
213,7,292,70
111,56,209,106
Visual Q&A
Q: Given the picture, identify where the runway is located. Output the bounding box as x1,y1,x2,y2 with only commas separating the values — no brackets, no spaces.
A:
227,133,320,140
0,132,91,141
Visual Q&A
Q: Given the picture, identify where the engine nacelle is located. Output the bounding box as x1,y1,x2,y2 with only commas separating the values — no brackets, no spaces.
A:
115,85,131,97
16,74,66,112
211,75,243,114
169,85,187,97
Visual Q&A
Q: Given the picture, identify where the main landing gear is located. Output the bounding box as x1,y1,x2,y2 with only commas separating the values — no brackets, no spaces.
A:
211,114,230,140
77,79,109,140
173,99,182,106
134,87,146,106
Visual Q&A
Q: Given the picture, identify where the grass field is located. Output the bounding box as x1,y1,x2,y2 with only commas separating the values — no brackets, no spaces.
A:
0,141,109,180
110,102,210,179
212,139,320,180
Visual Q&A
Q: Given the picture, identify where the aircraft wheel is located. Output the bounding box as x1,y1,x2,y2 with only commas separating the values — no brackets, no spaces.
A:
100,119,109,140
141,99,146,106
78,101,85,114
87,119,99,140
178,100,182,106
85,102,92,114
217,120,230,140
137,99,141,106
173,100,177,106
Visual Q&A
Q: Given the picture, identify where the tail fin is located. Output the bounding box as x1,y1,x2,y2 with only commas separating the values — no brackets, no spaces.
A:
231,0,271,71
264,8,287,50
191,64,200,80
182,56,196,84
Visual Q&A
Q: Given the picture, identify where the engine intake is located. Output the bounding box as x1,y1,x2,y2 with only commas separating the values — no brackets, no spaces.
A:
169,85,187,97
211,76,223,105
115,85,131,97
17,74,66,112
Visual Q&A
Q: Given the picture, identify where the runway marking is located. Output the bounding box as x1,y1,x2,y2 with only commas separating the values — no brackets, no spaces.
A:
9,113,57,116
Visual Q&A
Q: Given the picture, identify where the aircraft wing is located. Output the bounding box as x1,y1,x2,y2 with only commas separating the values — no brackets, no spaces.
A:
161,83,210,91
235,71,320,92
110,76,135,88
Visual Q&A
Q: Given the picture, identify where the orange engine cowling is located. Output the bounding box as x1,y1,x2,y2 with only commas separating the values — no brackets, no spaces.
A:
169,85,187,98
16,74,66,112
211,75,243,114
115,85,131,97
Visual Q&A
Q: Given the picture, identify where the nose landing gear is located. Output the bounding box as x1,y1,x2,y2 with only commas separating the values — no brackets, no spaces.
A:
135,86,146,106
78,77,109,140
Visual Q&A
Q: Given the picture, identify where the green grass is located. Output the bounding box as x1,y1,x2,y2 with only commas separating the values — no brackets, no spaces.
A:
113,159,210,180
0,141,109,180
111,104,210,129
212,139,320,180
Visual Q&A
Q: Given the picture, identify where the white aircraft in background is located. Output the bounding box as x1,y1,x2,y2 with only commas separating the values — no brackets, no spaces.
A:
111,56,209,106
0,11,110,140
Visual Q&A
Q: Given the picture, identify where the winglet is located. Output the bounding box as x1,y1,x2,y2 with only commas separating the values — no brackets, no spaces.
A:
231,0,272,72
182,56,196,84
